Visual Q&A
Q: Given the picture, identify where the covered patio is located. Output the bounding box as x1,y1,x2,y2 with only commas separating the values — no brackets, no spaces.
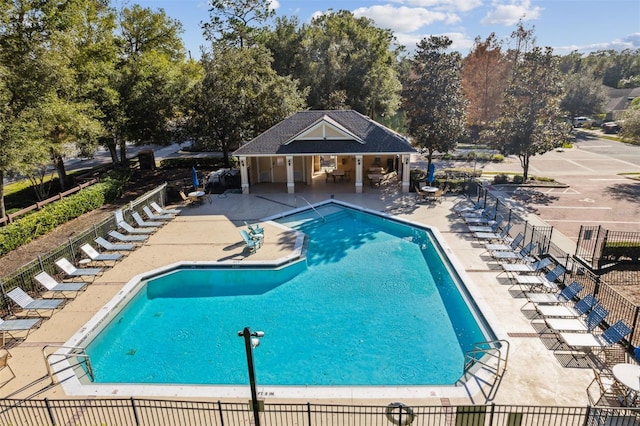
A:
233,110,416,194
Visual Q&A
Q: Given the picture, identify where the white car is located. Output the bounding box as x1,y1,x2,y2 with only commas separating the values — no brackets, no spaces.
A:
573,117,593,128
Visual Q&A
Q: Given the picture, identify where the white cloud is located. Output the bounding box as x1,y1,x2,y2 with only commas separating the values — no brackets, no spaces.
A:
353,5,456,33
268,0,280,10
390,0,483,13
480,0,542,26
553,33,640,55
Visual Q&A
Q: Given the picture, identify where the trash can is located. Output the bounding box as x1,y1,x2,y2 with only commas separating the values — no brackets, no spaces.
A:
138,149,156,170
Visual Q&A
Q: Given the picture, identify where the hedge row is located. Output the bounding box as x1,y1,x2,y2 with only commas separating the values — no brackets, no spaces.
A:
0,172,129,257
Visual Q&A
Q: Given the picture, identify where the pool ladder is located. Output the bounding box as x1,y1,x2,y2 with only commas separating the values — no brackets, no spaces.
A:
42,345,94,385
461,339,510,401
294,196,325,222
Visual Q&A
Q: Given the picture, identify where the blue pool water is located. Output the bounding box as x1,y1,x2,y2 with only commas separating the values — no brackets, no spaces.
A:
85,204,489,386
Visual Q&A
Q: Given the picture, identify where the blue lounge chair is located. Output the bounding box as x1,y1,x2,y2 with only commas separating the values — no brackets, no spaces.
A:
557,320,632,354
514,264,566,292
55,258,103,280
485,233,524,254
543,304,608,333
523,280,583,306
534,293,598,319
6,287,65,318
240,229,260,253
502,257,553,277
492,242,537,263
474,224,512,242
34,271,87,298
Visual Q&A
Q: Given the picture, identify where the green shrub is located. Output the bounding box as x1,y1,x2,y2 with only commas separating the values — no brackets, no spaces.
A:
513,175,524,184
441,153,454,160
493,174,509,184
0,173,129,257
491,154,504,162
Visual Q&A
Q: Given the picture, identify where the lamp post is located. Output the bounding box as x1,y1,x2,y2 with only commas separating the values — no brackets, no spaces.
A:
238,327,264,426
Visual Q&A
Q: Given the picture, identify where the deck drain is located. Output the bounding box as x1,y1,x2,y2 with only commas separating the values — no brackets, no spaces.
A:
126,349,137,356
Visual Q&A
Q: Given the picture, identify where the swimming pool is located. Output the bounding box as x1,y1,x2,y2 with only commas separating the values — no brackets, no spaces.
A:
59,200,499,398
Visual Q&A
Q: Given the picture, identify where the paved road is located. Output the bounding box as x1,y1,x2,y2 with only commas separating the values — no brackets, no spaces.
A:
480,132,640,241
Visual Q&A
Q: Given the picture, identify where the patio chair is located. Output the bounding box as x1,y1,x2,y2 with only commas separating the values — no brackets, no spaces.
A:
414,185,429,203
324,169,332,183
492,242,537,263
6,287,65,318
534,293,598,319
0,349,14,383
485,233,524,254
513,264,566,292
240,229,260,254
586,367,625,406
108,230,147,243
474,224,512,242
115,210,154,234
502,257,553,277
150,201,180,215
556,320,632,357
143,205,173,221
55,257,103,278
0,317,42,346
34,271,87,298
179,191,194,207
80,243,123,264
132,211,163,228
453,200,483,216
244,221,264,239
95,236,136,252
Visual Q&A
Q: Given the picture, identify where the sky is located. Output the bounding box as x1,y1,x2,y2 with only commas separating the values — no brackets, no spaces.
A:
130,0,640,58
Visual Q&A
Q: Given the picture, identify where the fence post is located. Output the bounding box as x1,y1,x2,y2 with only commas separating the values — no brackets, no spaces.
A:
217,400,225,426
69,239,75,261
130,397,140,426
44,398,57,426
488,403,495,425
307,402,312,426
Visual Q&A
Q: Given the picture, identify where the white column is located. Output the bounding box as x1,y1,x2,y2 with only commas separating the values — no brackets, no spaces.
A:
355,155,363,193
401,155,411,193
239,156,250,194
286,156,295,194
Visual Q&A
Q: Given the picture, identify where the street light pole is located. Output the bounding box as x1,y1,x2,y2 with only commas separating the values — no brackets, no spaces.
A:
238,327,263,426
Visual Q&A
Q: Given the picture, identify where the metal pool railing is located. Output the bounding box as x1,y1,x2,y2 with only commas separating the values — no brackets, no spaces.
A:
0,399,637,426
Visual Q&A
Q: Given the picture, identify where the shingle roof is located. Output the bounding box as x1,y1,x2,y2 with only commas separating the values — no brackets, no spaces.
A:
233,110,416,156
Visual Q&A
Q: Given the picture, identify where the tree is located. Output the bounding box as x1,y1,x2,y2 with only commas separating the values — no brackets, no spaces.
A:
403,36,467,170
486,24,570,181
203,0,275,48
462,33,510,131
187,46,306,166
106,5,188,166
621,104,640,143
293,10,402,117
560,73,608,120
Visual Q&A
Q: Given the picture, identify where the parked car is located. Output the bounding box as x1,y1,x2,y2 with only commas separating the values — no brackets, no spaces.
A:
602,122,620,134
573,116,593,128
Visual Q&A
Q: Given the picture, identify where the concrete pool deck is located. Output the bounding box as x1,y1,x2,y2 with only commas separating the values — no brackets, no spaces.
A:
1,188,596,407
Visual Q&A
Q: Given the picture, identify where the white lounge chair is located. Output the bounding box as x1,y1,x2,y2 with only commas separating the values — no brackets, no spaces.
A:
150,201,180,215
108,230,147,243
534,294,597,319
523,280,582,306
132,211,163,227
6,287,65,318
95,236,136,252
485,233,524,254
55,258,103,279
492,242,537,263
0,317,42,345
474,224,512,241
80,244,123,264
543,304,608,333
514,264,566,292
143,205,173,221
34,271,87,298
502,257,553,277
115,209,154,234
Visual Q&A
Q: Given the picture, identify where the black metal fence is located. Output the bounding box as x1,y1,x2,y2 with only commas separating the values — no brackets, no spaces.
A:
576,226,640,269
0,184,168,317
476,187,640,348
1,398,638,426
